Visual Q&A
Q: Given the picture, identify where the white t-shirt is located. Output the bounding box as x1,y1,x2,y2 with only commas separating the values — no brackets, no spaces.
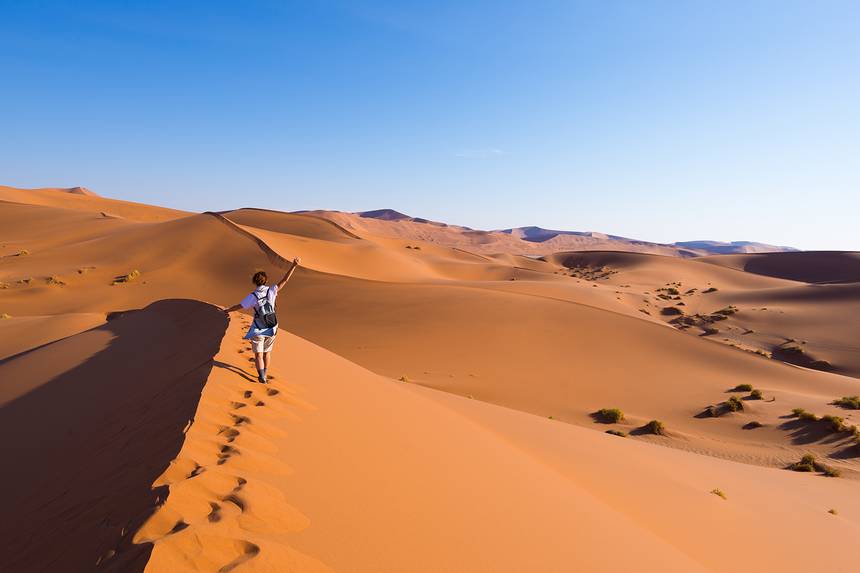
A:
240,285,279,338
240,284,278,311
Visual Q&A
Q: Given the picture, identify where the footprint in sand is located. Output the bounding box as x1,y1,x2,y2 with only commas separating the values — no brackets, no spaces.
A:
243,390,253,399
217,540,260,573
188,463,205,479
217,444,240,465
221,493,246,512
168,520,189,535
218,427,240,443
254,401,265,407
207,502,222,523
218,477,249,512
230,414,250,426
229,401,247,410
266,388,279,396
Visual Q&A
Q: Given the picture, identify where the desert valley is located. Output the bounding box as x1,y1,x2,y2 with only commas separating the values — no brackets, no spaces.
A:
0,185,858,572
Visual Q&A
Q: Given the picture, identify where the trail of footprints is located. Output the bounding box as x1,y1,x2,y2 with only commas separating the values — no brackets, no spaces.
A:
163,369,283,572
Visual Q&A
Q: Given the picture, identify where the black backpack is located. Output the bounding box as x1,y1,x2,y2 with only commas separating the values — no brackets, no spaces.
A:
254,287,278,329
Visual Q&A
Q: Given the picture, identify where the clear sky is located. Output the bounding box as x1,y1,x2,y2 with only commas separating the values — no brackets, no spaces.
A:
2,1,857,249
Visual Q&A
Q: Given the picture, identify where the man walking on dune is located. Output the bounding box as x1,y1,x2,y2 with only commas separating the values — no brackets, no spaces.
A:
223,257,300,383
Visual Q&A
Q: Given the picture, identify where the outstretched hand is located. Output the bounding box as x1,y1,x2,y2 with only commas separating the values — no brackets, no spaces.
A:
293,256,301,266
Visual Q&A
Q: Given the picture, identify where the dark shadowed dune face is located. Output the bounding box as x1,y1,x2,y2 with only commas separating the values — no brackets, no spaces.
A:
701,251,860,284
544,250,663,269
0,299,227,573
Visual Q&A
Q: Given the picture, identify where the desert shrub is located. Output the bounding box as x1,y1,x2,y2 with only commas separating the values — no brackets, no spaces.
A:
0,313,11,319
703,287,718,293
726,396,744,412
112,269,141,285
732,383,754,392
17,249,30,256
47,276,65,286
792,408,818,421
595,408,625,423
644,419,666,435
828,508,838,515
704,404,721,417
833,396,860,410
0,282,8,289
743,421,764,429
702,327,719,336
710,488,727,500
398,375,410,383
790,454,817,472
606,429,627,437
822,466,842,478
661,306,683,316
713,306,738,316
749,389,763,400
821,415,848,433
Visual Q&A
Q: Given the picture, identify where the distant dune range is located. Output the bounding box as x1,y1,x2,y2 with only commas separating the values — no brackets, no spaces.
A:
299,207,797,256
1,185,858,572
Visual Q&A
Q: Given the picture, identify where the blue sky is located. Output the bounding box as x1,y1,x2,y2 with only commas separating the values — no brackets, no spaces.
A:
1,0,857,249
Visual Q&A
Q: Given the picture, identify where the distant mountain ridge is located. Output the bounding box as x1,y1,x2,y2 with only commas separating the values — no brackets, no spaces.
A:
352,210,797,255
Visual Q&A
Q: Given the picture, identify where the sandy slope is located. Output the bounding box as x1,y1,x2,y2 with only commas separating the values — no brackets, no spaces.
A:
0,300,226,573
1,190,859,572
300,209,703,256
0,312,105,360
140,319,860,572
700,251,860,283
0,185,189,221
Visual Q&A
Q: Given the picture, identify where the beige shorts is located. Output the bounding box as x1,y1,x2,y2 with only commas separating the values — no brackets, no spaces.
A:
250,334,276,353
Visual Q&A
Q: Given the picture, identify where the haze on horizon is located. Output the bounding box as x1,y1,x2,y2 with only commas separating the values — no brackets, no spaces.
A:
1,0,857,250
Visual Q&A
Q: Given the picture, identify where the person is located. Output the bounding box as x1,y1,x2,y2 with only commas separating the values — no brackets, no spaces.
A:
222,257,300,383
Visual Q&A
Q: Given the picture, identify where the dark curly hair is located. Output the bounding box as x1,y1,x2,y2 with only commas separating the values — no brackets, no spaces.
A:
252,271,268,286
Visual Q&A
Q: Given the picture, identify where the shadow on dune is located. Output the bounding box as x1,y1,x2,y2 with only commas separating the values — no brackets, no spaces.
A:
778,419,852,446
741,251,860,284
0,299,226,573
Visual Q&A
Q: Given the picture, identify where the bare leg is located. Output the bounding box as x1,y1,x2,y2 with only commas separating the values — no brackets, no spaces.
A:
254,352,265,372
263,351,271,371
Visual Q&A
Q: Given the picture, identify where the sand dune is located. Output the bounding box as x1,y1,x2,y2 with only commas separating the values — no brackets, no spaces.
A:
139,319,860,572
0,300,226,573
302,209,704,256
0,185,189,222
700,251,860,283
1,191,858,572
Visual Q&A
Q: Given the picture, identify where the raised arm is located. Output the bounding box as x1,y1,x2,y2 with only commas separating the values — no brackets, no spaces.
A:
277,257,301,289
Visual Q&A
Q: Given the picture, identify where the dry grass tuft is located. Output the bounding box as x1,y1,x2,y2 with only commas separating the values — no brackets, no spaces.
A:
833,396,860,410
595,408,625,424
643,419,666,435
112,269,141,285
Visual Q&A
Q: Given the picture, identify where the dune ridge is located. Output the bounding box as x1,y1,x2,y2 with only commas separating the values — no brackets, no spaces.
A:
0,300,226,573
1,189,858,572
